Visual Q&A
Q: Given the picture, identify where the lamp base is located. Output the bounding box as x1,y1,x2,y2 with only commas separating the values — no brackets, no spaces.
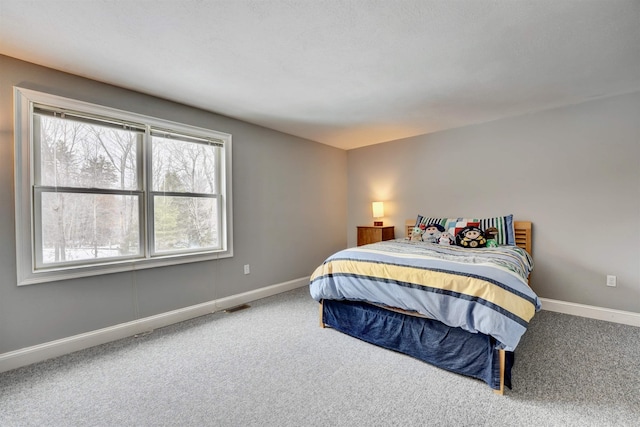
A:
373,221,383,226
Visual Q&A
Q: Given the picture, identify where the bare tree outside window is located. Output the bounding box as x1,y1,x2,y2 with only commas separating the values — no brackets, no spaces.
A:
151,136,219,252
36,114,141,265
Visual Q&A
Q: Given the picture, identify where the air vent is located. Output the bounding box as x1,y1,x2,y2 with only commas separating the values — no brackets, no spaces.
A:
224,304,251,313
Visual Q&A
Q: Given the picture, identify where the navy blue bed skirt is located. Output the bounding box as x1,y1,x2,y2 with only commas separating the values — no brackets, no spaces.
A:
321,299,514,390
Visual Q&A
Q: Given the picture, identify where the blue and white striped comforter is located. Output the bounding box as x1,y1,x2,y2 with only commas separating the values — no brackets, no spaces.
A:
310,239,540,351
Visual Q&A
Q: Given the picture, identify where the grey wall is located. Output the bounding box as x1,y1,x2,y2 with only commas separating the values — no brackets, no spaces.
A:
0,55,348,354
348,91,640,313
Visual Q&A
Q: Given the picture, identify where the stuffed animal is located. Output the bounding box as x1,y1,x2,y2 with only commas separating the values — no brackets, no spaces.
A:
484,227,499,247
410,226,424,242
455,226,487,248
422,224,445,243
438,232,454,245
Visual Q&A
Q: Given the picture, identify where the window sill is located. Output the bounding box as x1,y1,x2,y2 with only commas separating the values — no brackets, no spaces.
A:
17,250,233,286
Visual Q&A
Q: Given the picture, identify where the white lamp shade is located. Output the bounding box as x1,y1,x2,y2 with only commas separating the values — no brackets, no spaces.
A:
372,201,384,218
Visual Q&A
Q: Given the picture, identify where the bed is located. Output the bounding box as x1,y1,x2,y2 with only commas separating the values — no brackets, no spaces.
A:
310,217,539,394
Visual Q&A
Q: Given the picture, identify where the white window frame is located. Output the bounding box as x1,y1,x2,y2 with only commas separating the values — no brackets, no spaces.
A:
14,87,233,286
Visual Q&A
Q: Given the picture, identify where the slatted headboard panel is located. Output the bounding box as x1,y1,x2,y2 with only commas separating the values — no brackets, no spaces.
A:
513,221,532,255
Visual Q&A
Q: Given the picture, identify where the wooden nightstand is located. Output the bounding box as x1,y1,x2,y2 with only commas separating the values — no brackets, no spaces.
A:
357,226,395,246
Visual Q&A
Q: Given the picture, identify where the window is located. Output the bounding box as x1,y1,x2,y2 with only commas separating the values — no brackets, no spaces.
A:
14,88,233,285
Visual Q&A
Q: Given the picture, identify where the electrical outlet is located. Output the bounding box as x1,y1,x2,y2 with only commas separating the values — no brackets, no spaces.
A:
606,275,616,287
243,264,250,275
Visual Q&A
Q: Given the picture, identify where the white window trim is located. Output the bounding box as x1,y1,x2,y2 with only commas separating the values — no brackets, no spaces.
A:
13,87,233,286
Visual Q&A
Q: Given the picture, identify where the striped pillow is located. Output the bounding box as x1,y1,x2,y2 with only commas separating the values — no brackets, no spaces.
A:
414,214,515,246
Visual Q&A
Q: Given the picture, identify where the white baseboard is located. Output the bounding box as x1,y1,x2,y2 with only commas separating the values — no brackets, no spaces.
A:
0,276,309,374
213,276,309,311
2,284,635,375
540,298,640,327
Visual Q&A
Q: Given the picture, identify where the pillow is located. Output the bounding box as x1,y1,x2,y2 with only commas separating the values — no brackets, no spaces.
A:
449,220,480,239
414,214,515,245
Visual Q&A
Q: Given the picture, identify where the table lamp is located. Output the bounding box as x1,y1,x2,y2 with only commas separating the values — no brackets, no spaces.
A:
372,201,384,226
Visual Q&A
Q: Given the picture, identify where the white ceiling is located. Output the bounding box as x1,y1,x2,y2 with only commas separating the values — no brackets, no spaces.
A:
1,1,639,150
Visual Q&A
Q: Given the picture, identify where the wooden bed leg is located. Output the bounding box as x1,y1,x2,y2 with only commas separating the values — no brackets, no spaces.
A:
319,300,325,328
494,349,505,396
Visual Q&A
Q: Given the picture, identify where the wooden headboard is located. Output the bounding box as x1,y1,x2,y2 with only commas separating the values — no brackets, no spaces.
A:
513,221,532,255
405,219,533,255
